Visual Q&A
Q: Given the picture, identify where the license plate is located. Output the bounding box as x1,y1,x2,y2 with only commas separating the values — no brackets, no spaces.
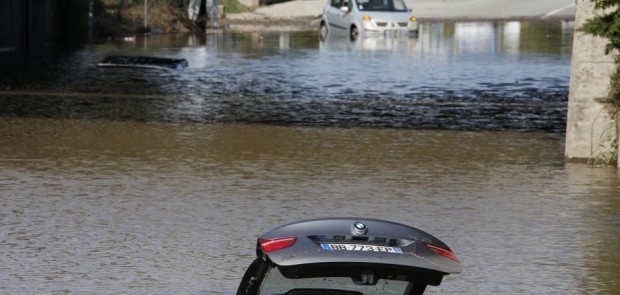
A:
321,243,403,254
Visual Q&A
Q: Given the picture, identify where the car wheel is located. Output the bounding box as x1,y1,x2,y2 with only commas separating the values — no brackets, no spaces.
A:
320,22,328,40
350,25,359,41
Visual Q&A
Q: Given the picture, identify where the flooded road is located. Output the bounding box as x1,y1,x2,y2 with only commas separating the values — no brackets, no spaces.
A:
1,21,619,294
1,21,572,131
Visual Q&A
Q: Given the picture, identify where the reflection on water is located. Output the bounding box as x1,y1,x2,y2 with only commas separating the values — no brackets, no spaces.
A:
322,21,574,55
1,21,618,295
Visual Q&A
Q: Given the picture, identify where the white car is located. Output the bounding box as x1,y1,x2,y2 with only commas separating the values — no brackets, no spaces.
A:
320,0,418,40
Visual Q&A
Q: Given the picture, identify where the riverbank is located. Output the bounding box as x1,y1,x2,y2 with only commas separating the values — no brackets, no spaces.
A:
224,0,575,28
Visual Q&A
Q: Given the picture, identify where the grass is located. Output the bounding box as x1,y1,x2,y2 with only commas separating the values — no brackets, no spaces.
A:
219,0,252,14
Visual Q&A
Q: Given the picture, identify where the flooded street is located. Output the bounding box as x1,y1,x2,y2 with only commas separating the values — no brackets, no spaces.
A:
1,21,619,294
1,21,572,131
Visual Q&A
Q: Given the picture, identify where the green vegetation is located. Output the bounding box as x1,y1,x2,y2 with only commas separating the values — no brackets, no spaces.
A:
219,0,252,14
101,0,121,6
580,0,620,56
580,0,620,166
587,137,619,167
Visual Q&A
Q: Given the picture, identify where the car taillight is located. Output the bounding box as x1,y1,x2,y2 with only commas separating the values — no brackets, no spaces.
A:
259,237,297,253
423,243,460,262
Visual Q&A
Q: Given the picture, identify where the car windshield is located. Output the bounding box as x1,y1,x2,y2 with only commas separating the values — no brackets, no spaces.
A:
258,266,413,295
356,0,408,11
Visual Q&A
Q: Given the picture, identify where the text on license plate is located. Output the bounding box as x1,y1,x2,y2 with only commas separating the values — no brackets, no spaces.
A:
321,243,403,254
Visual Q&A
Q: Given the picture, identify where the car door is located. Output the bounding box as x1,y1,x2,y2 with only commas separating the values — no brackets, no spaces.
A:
324,0,350,34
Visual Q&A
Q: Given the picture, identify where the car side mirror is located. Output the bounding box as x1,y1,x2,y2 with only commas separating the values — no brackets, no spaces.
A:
408,8,412,12
340,6,349,12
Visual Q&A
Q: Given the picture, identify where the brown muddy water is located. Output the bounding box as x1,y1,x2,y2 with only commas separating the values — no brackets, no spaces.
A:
1,21,619,294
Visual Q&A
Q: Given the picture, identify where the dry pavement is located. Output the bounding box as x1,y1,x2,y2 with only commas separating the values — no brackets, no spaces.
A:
228,0,576,21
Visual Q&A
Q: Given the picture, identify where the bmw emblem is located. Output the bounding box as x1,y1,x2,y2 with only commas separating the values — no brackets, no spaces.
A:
353,222,368,235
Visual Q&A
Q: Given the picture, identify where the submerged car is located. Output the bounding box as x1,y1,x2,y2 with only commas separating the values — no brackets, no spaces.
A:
320,0,418,40
237,217,461,295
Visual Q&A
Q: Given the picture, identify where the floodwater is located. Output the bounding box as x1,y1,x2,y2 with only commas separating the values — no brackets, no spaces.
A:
1,21,573,131
0,21,619,294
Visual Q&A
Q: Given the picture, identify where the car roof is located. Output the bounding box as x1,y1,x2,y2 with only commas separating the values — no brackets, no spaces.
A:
256,217,462,277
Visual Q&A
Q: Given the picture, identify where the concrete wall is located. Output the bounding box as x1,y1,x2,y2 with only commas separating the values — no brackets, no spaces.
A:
0,0,56,64
565,0,617,163
0,0,27,62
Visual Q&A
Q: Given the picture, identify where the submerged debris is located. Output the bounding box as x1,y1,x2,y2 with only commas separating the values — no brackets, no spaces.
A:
98,56,189,70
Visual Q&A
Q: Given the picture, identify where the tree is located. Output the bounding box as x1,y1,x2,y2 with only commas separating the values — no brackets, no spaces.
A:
581,0,620,56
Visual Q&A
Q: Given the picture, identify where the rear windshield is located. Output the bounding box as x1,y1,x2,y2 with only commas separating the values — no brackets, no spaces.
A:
258,266,413,295
356,0,408,11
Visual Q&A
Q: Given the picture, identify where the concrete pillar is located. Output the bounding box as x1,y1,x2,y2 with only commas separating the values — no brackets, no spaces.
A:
565,0,617,165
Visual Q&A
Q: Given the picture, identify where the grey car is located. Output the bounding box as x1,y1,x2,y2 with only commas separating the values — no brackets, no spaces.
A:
320,0,419,40
236,217,461,295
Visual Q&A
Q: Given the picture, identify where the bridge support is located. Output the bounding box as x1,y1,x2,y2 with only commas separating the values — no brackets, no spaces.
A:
0,0,57,64
566,0,618,167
